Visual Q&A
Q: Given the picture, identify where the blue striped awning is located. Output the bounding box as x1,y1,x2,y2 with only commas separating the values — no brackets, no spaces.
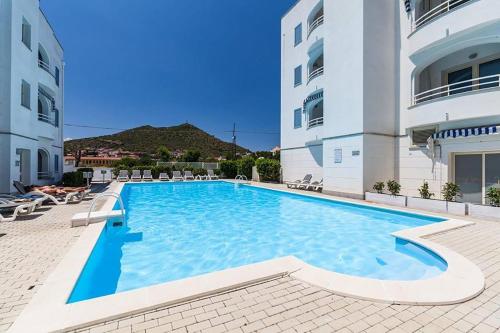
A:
433,125,499,139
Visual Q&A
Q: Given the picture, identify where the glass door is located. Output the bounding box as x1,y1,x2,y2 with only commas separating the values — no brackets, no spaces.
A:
485,153,500,205
455,154,483,204
447,67,473,95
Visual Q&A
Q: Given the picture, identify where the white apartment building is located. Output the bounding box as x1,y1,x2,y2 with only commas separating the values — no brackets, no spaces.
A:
0,0,64,193
281,0,500,205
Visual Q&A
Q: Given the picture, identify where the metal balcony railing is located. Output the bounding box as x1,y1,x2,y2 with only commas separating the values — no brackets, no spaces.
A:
37,171,52,179
38,59,55,77
308,15,324,37
308,117,324,128
413,0,472,31
308,66,324,84
412,74,500,105
38,112,57,126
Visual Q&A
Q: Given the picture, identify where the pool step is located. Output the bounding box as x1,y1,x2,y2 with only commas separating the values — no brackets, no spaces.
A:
71,210,125,227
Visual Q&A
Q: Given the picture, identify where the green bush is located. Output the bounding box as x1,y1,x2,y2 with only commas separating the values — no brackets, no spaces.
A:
486,187,500,207
237,156,255,179
192,168,207,176
442,182,460,202
220,160,238,179
418,181,434,199
62,171,85,187
256,158,281,182
373,182,385,194
386,180,401,196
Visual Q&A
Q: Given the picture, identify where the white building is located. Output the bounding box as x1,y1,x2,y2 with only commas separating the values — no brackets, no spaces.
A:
281,0,500,205
0,0,64,193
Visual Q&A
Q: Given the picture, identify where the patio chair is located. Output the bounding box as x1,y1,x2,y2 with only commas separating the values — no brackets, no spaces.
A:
142,170,153,181
286,174,312,189
0,193,45,209
172,171,184,181
184,170,195,181
306,179,323,191
0,201,37,223
207,169,219,180
117,170,129,182
12,181,83,205
195,174,208,180
131,170,142,182
159,173,170,181
0,198,37,215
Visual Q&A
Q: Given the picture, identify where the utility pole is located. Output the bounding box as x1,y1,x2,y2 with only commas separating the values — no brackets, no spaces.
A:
232,123,237,159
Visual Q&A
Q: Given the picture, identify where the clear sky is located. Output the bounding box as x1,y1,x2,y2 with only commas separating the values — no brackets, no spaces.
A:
40,0,297,152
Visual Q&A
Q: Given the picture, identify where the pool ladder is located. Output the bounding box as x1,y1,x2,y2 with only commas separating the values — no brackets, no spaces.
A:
86,192,126,228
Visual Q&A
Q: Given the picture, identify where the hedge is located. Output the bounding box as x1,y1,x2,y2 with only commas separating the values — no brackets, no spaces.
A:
62,167,94,187
112,165,218,179
237,156,255,179
219,160,238,179
255,158,281,182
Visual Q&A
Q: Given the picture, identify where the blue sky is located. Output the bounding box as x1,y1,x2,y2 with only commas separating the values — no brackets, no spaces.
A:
40,0,296,152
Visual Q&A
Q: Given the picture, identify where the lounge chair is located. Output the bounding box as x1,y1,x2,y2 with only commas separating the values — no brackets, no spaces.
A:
131,170,142,182
117,170,129,182
142,170,153,181
306,179,323,191
184,170,195,181
286,174,312,189
12,181,85,205
159,173,170,181
0,194,45,209
172,171,184,181
195,174,208,180
0,201,37,222
207,170,219,180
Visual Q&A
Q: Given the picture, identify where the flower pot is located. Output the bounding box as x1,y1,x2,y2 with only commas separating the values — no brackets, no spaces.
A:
365,192,407,207
468,203,500,221
406,197,466,216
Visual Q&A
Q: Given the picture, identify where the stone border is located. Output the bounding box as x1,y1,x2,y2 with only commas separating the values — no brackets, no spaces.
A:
9,181,485,333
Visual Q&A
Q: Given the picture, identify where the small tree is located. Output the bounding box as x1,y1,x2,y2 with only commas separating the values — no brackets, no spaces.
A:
156,146,171,162
237,156,255,179
486,187,500,207
441,182,460,202
373,182,385,194
386,180,401,196
183,150,201,162
220,160,238,178
138,153,153,166
418,181,434,199
256,159,281,182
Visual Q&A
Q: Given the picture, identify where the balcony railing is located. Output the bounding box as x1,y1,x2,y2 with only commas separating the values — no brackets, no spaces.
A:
308,15,324,37
38,112,57,126
413,0,472,31
308,117,324,128
37,171,52,179
308,66,324,84
412,74,500,105
38,59,55,77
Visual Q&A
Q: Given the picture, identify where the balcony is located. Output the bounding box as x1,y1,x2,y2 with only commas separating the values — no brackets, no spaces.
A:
307,100,324,129
38,59,55,78
308,52,324,84
38,111,58,126
308,66,324,84
412,0,473,32
308,15,324,37
308,117,324,128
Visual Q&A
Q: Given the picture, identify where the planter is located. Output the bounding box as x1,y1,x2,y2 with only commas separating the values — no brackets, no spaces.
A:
365,192,407,207
468,203,500,221
407,197,466,216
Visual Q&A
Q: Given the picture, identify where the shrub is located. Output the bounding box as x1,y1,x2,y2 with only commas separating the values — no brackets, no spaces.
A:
182,150,201,162
373,182,385,194
418,181,434,199
220,160,238,179
62,171,85,187
192,168,207,177
486,187,500,207
256,158,281,182
237,156,255,179
386,180,401,196
442,182,460,202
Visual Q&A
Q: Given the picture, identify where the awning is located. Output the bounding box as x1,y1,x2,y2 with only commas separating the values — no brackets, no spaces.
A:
433,125,499,140
303,91,323,112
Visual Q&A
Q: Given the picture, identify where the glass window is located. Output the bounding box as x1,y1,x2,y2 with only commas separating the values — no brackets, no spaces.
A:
55,67,60,86
294,109,302,128
448,67,473,95
294,65,302,87
294,24,302,46
485,153,500,205
21,80,30,109
479,58,500,89
455,154,483,204
54,155,59,172
22,18,31,49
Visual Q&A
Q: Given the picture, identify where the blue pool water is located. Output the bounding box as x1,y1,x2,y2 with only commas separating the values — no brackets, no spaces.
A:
68,181,447,303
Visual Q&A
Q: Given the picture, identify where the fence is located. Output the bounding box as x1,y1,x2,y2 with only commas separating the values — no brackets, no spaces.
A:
156,162,220,170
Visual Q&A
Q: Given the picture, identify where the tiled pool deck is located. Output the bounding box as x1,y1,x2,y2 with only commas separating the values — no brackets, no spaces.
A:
1,183,500,333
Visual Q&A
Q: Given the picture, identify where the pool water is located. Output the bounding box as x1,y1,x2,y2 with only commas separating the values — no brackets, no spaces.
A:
68,182,447,303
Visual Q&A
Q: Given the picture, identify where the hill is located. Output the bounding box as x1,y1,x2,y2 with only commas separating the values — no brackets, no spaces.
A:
64,123,250,158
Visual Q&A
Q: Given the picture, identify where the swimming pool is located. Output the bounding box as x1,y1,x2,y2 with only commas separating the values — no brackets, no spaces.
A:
68,181,447,303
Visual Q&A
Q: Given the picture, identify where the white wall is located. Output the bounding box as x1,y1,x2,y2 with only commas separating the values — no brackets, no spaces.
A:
281,145,323,182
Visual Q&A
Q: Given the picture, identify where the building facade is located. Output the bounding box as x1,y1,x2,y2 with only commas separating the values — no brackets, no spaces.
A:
0,0,64,193
281,0,500,204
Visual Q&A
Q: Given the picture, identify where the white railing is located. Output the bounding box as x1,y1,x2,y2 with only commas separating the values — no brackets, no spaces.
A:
413,74,500,105
308,117,324,128
308,15,324,37
38,112,56,126
308,66,324,83
413,0,471,31
38,59,55,77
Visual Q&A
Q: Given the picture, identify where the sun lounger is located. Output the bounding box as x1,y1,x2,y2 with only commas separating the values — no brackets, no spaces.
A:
142,170,153,181
184,170,195,181
12,181,85,205
131,170,142,182
306,179,323,191
207,169,219,180
0,194,45,209
159,173,170,181
0,201,37,222
195,174,208,180
172,171,184,181
117,170,129,182
286,174,312,189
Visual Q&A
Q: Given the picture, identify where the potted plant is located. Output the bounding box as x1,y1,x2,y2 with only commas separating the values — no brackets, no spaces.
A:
365,180,406,207
407,181,466,215
468,187,500,220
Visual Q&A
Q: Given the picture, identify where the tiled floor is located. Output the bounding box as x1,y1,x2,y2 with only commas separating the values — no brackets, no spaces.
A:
2,184,500,333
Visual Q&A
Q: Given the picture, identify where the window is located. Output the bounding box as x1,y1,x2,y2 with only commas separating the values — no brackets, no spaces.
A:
294,65,302,87
22,18,31,49
21,80,30,109
294,24,302,46
479,58,500,89
54,155,59,173
54,108,59,127
447,67,473,95
55,67,60,86
411,127,436,146
294,109,302,128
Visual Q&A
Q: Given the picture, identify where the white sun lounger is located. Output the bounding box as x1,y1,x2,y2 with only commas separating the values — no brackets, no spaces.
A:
184,170,195,181
0,201,37,222
207,170,219,180
142,170,153,181
159,173,170,181
131,170,142,182
172,171,184,181
117,170,129,182
306,179,323,191
26,190,83,205
286,174,312,189
0,194,45,209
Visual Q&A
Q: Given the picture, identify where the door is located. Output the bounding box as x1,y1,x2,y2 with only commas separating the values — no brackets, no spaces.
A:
447,67,473,95
455,154,482,204
479,58,500,89
485,153,500,205
19,150,31,185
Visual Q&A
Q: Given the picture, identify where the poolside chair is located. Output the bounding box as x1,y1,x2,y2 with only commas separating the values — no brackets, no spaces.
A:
306,179,323,191
207,169,219,180
195,174,208,180
286,174,312,189
117,170,129,182
12,181,84,205
0,201,37,222
142,170,153,181
159,173,170,181
184,170,195,181
131,170,142,182
172,171,184,181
